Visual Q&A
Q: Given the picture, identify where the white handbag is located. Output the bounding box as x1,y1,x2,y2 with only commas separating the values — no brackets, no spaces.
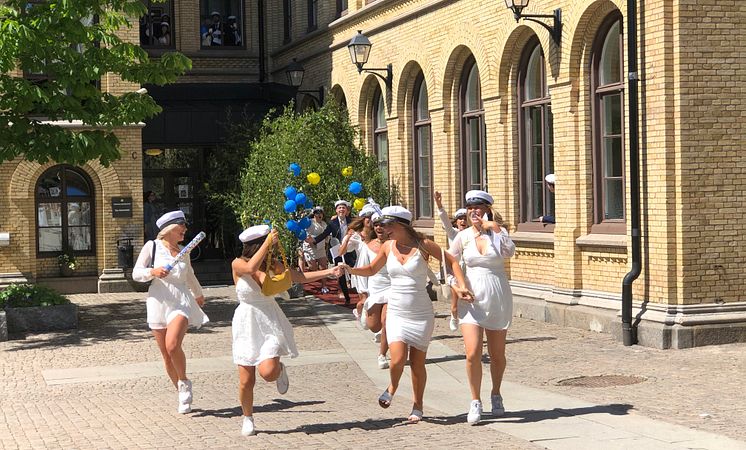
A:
428,248,452,302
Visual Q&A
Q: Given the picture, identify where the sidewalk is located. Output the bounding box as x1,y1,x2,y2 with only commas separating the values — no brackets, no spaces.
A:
1,287,745,449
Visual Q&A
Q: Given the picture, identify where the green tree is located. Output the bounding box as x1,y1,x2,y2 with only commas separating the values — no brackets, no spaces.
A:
233,102,391,257
0,0,191,165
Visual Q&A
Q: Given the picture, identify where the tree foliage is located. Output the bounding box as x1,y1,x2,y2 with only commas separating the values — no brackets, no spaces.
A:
0,0,191,165
233,102,391,255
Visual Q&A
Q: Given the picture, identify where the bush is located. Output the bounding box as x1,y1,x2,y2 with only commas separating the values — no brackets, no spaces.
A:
0,284,70,309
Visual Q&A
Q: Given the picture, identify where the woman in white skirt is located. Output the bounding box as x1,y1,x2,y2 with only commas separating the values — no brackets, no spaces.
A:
301,206,330,293
449,190,515,425
339,205,376,323
132,210,209,415
344,206,472,423
434,191,470,331
232,225,342,436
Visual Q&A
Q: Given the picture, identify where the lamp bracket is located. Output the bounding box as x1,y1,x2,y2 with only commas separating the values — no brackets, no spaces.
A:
515,8,562,45
356,63,393,90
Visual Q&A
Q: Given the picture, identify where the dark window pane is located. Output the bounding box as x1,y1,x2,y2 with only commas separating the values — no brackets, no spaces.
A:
376,94,386,128
604,137,624,177
201,1,243,47
376,132,389,182
141,1,174,48
532,181,543,219
524,46,543,100
416,81,429,121
465,64,480,112
600,21,621,86
603,94,622,135
37,171,62,198
65,169,91,196
605,179,624,219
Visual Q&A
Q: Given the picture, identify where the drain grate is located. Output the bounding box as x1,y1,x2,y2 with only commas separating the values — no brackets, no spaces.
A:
556,375,646,388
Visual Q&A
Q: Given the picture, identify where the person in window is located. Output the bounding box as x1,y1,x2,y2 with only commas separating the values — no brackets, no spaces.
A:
206,11,224,46
539,173,556,224
225,15,242,46
305,200,355,305
132,210,208,415
139,15,151,46
158,22,171,46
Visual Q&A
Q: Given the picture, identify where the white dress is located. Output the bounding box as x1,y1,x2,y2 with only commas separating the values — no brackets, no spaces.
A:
232,275,299,366
385,247,434,352
301,220,327,261
343,233,370,294
133,240,209,330
449,228,516,330
363,244,390,311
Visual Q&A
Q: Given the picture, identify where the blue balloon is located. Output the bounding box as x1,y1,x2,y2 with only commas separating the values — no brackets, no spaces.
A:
289,163,301,177
283,200,297,213
305,198,314,209
295,192,307,206
286,220,299,232
298,229,307,241
349,181,363,195
284,186,298,200
299,217,311,229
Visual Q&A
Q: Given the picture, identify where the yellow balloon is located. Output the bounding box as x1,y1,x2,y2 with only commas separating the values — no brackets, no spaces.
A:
307,172,321,185
342,166,353,177
353,198,366,211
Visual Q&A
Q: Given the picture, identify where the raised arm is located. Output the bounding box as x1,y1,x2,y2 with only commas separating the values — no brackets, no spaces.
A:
232,230,278,278
346,240,390,277
290,265,342,284
338,230,359,255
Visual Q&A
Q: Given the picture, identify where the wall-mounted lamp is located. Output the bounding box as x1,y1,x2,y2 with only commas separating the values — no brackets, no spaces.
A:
285,58,324,106
144,148,163,156
505,0,562,45
347,31,393,91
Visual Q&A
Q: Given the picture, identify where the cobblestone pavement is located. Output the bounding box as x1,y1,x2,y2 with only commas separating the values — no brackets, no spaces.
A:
0,288,537,450
429,300,746,442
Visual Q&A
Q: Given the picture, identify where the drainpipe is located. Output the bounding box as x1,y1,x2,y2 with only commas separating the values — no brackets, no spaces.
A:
258,0,266,82
621,0,641,346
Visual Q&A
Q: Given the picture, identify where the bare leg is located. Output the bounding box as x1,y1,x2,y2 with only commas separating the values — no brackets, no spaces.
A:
152,329,178,388
366,303,384,332
386,341,408,397
238,365,256,416
461,323,484,401
257,357,282,382
450,286,458,318
165,315,189,381
379,304,389,356
408,346,428,412
485,329,507,396
317,257,328,290
356,293,367,317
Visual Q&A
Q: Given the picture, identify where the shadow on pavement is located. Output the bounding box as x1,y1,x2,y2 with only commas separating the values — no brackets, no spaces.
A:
261,417,414,434
493,403,634,424
191,399,328,418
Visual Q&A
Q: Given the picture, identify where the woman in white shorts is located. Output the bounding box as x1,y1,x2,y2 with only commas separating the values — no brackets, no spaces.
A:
133,210,208,415
448,190,515,425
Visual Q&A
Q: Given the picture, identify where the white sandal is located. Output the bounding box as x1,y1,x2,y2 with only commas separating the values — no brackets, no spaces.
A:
408,409,423,423
378,389,393,408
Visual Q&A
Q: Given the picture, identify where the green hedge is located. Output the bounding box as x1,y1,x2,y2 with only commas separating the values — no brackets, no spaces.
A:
0,283,70,308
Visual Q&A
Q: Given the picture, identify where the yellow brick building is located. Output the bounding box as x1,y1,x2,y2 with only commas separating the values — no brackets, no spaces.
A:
267,0,746,348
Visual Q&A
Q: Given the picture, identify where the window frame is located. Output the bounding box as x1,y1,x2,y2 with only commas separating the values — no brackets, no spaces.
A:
372,88,389,186
307,0,318,32
336,0,348,17
35,165,96,258
283,0,292,43
459,57,487,198
412,74,434,225
199,1,246,50
591,13,626,234
140,0,176,49
517,38,555,232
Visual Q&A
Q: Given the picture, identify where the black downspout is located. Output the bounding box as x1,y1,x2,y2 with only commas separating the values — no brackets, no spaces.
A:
622,0,641,346
258,0,266,82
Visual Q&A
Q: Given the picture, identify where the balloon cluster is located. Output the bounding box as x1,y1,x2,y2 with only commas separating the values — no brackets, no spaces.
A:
283,162,317,241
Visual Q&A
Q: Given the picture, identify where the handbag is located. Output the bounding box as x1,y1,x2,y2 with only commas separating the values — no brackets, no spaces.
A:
133,241,157,292
436,247,453,302
261,240,292,297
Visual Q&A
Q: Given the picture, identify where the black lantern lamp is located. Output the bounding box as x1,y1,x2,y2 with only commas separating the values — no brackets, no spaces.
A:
505,0,562,45
284,58,324,106
347,30,392,90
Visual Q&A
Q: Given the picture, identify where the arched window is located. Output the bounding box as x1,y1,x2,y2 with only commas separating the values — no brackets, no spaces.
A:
373,89,389,184
413,75,432,220
518,39,554,228
35,166,95,255
460,57,486,195
592,14,625,230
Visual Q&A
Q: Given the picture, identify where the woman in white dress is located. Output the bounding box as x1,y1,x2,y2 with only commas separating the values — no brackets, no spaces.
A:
301,207,330,293
132,210,208,415
448,190,515,425
339,206,375,323
362,214,392,369
231,225,342,436
434,191,469,331
344,206,472,423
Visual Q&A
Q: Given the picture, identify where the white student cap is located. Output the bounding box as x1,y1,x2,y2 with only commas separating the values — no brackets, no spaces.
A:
465,190,494,206
239,225,270,243
210,11,221,16
371,212,383,223
156,210,186,230
379,206,412,225
545,173,556,184
334,200,351,208
358,203,377,217
454,208,468,218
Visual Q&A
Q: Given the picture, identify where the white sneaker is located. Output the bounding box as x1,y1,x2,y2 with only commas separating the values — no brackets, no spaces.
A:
491,394,505,416
177,379,192,414
467,399,482,425
241,416,256,436
372,331,382,343
276,363,289,395
449,316,459,332
377,354,389,369
361,308,369,330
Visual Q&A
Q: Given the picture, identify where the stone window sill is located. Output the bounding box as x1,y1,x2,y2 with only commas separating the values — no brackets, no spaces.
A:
511,231,554,246
575,233,627,248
